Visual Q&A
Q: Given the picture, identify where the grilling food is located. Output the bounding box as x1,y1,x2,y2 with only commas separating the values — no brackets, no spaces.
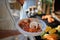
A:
43,34,58,40
42,15,54,23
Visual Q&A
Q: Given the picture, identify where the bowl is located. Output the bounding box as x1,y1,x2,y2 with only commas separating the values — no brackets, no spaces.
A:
16,18,46,36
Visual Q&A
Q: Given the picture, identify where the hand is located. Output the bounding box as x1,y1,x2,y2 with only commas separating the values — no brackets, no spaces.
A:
17,0,24,6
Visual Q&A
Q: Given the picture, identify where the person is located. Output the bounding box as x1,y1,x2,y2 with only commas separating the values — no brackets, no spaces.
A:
0,0,24,30
17,0,24,6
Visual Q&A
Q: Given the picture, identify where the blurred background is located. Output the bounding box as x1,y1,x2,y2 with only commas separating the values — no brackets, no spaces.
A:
0,0,60,40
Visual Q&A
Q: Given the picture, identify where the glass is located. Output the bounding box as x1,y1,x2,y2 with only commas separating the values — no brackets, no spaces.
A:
8,0,21,22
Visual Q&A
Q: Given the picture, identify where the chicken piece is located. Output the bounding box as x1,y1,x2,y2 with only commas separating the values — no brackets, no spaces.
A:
42,15,55,23
42,15,52,20
42,16,47,19
43,34,58,40
48,17,54,23
29,28,37,32
50,18,54,21
45,15,52,18
48,18,52,23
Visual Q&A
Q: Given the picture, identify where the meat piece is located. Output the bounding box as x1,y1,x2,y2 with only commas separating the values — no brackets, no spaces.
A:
29,28,37,32
42,16,47,19
48,18,54,23
42,15,55,23
45,15,52,18
18,18,42,32
43,34,58,40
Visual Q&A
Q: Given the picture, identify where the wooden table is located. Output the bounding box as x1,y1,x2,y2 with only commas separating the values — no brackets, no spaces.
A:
0,30,21,39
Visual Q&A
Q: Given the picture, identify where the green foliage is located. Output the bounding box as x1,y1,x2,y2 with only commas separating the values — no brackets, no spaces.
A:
46,0,52,4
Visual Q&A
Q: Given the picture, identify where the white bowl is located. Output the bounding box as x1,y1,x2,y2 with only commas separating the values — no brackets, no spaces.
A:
16,18,46,36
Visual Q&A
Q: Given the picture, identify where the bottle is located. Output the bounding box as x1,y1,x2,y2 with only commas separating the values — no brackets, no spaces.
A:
37,0,42,15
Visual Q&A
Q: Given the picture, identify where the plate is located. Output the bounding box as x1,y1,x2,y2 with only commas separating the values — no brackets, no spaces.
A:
16,18,46,36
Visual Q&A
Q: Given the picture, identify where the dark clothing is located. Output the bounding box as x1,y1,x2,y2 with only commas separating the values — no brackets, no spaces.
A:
55,0,60,11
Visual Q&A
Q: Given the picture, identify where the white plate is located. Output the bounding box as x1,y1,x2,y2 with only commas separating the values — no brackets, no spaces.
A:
16,18,46,36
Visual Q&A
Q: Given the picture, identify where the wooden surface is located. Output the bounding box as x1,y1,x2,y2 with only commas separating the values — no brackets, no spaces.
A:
0,30,21,39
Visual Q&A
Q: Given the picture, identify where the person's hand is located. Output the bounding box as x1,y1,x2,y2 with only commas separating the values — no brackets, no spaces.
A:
17,0,24,6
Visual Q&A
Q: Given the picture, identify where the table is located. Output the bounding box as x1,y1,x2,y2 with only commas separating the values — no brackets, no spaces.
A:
0,30,21,39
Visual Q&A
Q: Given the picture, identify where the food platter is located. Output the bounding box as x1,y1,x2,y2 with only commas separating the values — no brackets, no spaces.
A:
19,18,42,32
16,18,46,36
